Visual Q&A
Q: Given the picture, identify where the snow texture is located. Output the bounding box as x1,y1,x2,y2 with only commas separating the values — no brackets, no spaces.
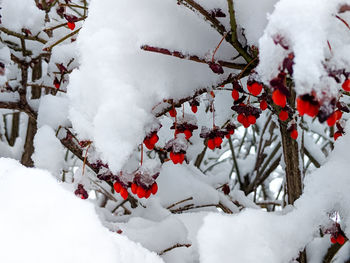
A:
68,0,238,173
198,120,350,262
0,158,164,263
258,0,350,97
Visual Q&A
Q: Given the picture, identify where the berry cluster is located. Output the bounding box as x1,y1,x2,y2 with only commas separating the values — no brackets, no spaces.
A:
131,182,158,199
171,122,198,140
326,222,347,245
64,14,78,30
200,126,227,150
231,104,262,128
144,132,159,150
74,184,88,199
165,135,188,164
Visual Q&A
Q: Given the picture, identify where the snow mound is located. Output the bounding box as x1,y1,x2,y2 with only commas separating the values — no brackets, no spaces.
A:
198,121,350,262
0,158,163,263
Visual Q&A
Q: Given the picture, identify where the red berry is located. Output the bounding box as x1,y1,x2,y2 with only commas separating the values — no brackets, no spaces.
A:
334,131,342,141
247,82,263,96
151,182,158,195
296,97,309,116
169,108,177,117
214,137,223,147
231,89,239,100
260,100,268,111
337,234,345,245
272,90,286,108
207,139,215,150
54,83,60,89
331,236,337,244
149,133,159,145
131,183,138,194
178,153,185,164
335,110,343,121
191,105,198,113
342,79,350,92
137,187,146,198
242,118,250,128
327,113,337,127
145,189,152,199
120,187,128,200
248,115,256,125
170,151,179,164
184,130,192,140
143,138,154,150
114,182,122,193
290,129,298,140
67,22,75,30
279,110,288,121
237,113,245,124
307,104,319,118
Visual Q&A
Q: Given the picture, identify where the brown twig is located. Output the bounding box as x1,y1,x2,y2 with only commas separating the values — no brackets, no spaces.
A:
158,243,192,256
141,45,246,70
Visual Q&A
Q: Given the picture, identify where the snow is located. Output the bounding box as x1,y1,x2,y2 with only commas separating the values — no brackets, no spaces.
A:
37,95,70,129
0,158,164,263
198,120,350,262
1,0,45,33
68,0,239,173
32,125,65,176
258,0,350,97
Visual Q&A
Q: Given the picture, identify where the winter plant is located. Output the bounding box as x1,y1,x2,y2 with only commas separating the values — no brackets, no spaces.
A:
1,0,350,262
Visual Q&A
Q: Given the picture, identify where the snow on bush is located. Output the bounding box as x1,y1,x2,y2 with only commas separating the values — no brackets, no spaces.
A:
198,121,350,262
0,158,163,263
68,0,240,172
258,0,350,96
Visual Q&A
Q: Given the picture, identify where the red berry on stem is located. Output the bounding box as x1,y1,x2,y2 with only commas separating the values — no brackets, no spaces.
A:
279,110,288,121
337,234,345,245
191,105,198,113
342,79,350,92
67,22,75,30
272,89,286,107
178,153,185,164
131,183,138,194
214,137,223,147
151,182,158,195
260,100,268,111
330,236,337,244
207,139,215,150
145,189,152,199
137,187,146,198
290,129,298,140
335,110,343,121
247,82,263,96
237,113,245,124
296,97,309,116
143,138,154,150
327,113,337,127
170,151,178,164
307,104,319,118
149,133,159,145
248,115,256,125
114,182,122,193
120,187,128,200
242,117,250,128
334,131,342,141
169,108,177,117
231,89,239,100
184,130,192,140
